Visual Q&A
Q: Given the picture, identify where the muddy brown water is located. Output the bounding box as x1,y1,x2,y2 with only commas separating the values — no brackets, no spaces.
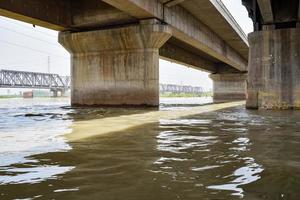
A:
0,98,299,200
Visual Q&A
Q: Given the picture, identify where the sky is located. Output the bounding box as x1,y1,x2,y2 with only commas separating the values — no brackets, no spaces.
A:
0,0,252,94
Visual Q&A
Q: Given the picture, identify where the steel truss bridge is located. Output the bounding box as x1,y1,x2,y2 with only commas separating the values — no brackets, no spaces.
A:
0,69,70,91
160,84,203,94
0,69,203,94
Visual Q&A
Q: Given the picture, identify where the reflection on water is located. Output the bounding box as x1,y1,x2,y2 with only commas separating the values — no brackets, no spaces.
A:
0,166,74,185
0,98,73,189
0,98,300,199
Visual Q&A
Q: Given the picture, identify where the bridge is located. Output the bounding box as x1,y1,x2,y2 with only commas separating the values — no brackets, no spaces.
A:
2,1,299,109
0,0,249,107
160,84,203,94
0,69,203,95
0,69,70,96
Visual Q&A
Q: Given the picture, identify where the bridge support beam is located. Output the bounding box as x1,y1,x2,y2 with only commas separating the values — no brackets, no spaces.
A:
59,20,171,107
210,73,247,103
247,29,300,109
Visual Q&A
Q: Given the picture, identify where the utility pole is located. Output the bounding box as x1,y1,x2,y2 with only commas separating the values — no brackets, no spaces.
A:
47,56,50,73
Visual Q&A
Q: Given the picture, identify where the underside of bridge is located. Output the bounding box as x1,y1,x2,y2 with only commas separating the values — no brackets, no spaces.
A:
0,0,248,107
243,0,300,109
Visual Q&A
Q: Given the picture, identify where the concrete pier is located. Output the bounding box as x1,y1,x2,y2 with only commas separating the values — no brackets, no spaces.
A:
247,29,300,109
52,90,58,98
0,0,249,108
242,0,300,109
210,73,247,103
59,20,171,107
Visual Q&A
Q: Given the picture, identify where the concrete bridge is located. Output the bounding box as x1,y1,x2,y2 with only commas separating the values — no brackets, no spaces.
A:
0,0,249,107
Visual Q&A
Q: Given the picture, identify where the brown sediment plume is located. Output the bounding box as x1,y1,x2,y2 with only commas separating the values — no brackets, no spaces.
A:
66,101,245,141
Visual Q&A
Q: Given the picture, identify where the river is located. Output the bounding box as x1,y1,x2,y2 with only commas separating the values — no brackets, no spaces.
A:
0,98,299,200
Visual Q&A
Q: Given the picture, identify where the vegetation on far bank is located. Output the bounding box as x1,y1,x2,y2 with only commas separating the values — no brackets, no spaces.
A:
0,95,22,99
0,92,212,99
160,91,212,98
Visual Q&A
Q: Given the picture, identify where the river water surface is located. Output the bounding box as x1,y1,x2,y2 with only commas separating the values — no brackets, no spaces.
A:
0,98,300,200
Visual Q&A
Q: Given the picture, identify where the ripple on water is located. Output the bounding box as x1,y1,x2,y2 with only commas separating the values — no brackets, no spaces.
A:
0,165,74,185
0,98,73,187
1,98,300,199
152,112,265,198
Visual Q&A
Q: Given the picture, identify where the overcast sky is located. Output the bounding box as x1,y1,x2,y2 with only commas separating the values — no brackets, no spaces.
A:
0,0,252,93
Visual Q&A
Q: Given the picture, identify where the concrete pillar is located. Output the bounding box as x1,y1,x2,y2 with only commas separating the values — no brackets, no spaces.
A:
59,20,171,107
51,89,58,98
247,28,300,109
209,73,247,103
60,89,65,97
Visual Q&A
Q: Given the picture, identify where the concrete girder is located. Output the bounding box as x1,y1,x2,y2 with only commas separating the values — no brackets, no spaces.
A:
164,2,247,71
209,73,247,103
192,0,248,51
160,43,217,73
165,4,247,72
0,0,71,31
243,0,300,27
103,0,248,72
0,0,137,30
257,0,273,24
163,0,186,7
298,1,300,22
71,0,136,29
102,0,163,19
0,0,248,72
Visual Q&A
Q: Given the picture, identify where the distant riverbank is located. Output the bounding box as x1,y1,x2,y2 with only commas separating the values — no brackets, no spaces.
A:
160,91,212,98
0,93,212,99
0,95,21,99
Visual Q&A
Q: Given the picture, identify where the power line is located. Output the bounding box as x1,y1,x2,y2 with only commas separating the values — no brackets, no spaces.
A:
0,59,71,76
1,56,68,66
0,26,59,47
0,17,57,38
1,60,70,76
0,39,68,58
4,59,69,69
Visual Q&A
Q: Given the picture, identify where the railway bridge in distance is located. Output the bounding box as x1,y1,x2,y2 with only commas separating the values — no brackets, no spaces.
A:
0,69,205,97
0,0,249,107
0,69,71,97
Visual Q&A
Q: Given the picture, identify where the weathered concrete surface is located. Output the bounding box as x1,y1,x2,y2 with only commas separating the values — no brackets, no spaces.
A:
71,0,136,29
210,73,247,103
0,0,248,73
243,1,300,110
160,42,217,73
0,0,249,107
179,0,248,60
257,0,273,24
0,0,71,30
59,20,171,107
103,0,248,71
247,28,300,109
243,0,300,30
